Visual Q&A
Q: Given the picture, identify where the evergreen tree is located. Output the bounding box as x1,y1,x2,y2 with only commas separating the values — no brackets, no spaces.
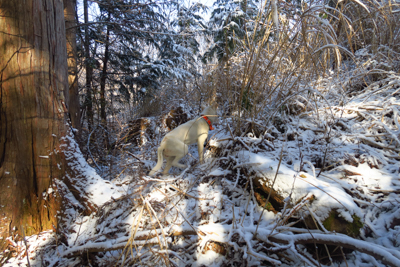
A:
204,0,260,63
79,0,207,114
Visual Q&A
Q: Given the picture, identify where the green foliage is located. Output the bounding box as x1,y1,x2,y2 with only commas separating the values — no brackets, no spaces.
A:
203,0,261,62
78,0,207,105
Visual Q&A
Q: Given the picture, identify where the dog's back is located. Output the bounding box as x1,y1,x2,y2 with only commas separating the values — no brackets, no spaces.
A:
149,104,217,176
162,104,217,146
164,117,208,145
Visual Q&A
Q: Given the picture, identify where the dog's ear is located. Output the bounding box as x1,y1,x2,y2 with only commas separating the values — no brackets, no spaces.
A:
201,103,207,110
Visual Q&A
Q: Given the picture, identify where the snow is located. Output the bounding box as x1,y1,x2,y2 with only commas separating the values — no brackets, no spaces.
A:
195,250,224,266
3,47,400,267
208,168,231,176
236,151,362,222
62,134,124,207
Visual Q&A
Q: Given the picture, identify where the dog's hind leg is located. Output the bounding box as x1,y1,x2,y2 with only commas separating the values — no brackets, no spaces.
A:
171,142,188,169
163,139,188,175
171,157,187,169
163,153,187,174
163,156,175,175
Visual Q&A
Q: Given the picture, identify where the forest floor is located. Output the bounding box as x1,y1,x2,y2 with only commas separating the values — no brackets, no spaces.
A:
3,48,400,266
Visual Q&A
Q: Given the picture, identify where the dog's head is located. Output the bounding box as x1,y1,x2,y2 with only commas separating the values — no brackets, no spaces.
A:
201,103,218,122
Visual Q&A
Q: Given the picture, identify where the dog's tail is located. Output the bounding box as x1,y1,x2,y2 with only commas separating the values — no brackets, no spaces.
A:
149,142,165,176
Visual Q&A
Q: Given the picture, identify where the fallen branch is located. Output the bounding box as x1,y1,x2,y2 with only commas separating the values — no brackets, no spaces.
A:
61,228,199,258
264,232,400,267
359,136,400,152
62,225,400,267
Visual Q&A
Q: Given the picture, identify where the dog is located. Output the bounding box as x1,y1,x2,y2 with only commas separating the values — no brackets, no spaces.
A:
149,103,217,176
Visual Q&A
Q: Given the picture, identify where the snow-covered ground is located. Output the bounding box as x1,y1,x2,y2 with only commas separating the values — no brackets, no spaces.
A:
3,49,400,266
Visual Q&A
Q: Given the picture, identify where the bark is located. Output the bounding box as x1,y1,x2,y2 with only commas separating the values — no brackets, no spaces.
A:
99,19,110,149
99,20,110,126
64,0,81,133
0,0,69,250
84,0,93,130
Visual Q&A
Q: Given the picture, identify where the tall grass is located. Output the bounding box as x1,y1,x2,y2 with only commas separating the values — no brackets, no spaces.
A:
203,0,400,134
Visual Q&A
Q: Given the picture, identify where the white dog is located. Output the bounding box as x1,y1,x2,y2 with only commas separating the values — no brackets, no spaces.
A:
149,104,217,176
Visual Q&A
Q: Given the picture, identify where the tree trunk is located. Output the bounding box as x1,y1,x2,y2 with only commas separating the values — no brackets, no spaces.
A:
100,21,110,127
0,0,68,252
99,19,110,149
84,0,94,131
64,0,81,134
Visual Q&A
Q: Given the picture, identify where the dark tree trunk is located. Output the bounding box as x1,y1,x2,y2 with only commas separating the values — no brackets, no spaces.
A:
84,0,93,131
100,22,110,127
99,19,110,149
64,0,81,133
0,0,70,251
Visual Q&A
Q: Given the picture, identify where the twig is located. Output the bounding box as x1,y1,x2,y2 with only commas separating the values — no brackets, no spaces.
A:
168,185,212,200
126,151,145,164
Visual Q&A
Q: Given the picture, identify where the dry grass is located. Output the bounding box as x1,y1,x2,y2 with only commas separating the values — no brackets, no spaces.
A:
73,2,400,265
197,0,400,135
